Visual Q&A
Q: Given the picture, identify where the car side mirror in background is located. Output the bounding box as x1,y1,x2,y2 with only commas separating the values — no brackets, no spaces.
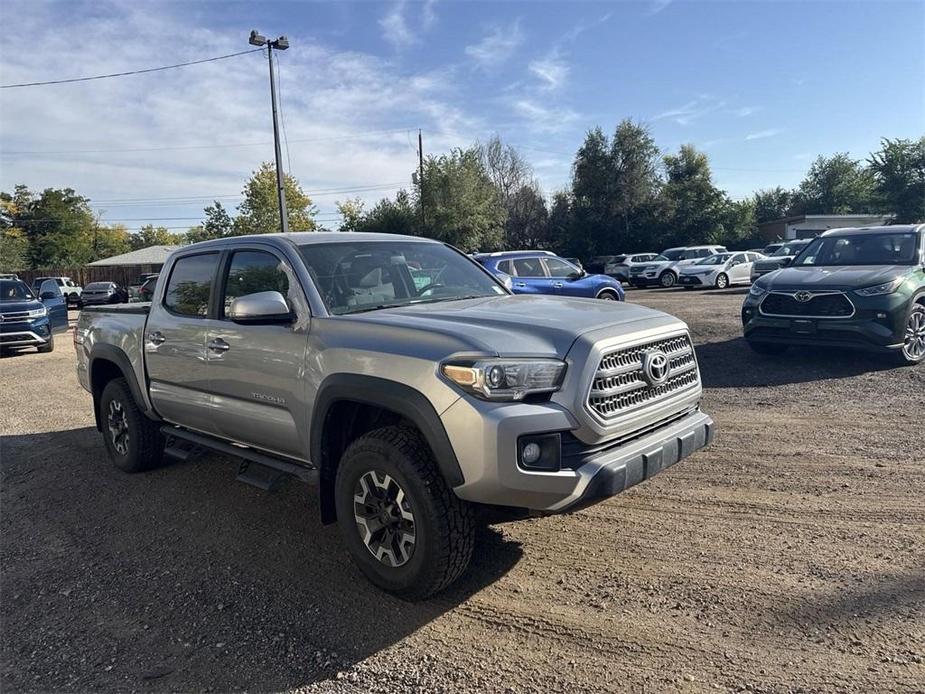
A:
40,291,57,300
780,257,793,266
227,291,294,324
568,271,585,280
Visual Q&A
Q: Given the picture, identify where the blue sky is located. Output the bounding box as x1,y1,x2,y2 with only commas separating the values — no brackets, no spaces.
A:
1,0,922,230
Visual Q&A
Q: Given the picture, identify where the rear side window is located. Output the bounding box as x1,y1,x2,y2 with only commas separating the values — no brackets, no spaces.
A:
163,253,219,317
513,257,545,277
497,260,513,275
221,250,291,317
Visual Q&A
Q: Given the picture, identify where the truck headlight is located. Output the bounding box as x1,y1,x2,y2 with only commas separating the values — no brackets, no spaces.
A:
749,284,768,298
442,359,566,401
854,277,905,297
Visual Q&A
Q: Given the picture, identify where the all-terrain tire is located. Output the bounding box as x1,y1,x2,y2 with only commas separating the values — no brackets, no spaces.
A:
334,425,475,601
37,334,55,353
100,378,165,473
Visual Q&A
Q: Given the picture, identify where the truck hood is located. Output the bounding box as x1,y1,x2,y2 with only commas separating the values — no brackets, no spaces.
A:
343,294,678,356
0,299,43,314
760,265,912,291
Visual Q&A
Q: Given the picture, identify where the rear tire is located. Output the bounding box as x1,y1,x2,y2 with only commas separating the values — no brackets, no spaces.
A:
37,334,55,353
334,425,474,601
895,303,925,366
99,378,164,473
659,271,676,288
747,340,788,355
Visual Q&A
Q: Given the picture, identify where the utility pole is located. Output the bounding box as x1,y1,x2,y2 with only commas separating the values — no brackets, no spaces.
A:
249,30,290,233
418,129,425,228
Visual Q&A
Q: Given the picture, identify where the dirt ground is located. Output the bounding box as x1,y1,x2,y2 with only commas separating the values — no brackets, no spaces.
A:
1,288,923,693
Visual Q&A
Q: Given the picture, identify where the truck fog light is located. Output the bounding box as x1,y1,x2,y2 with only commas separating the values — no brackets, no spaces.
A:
522,442,541,464
518,434,561,472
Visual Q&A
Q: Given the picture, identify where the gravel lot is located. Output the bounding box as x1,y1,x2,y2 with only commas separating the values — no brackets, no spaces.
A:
2,289,923,693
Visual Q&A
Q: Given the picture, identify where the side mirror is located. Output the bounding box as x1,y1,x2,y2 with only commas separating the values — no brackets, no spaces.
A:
227,291,293,323
567,271,585,280
40,291,57,300
780,257,793,266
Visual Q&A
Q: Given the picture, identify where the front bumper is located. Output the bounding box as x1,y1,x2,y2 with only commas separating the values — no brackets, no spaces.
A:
678,274,707,287
0,318,52,347
741,292,908,352
441,395,714,512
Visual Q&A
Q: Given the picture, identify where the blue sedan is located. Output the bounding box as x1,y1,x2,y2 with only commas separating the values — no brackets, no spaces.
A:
474,251,625,301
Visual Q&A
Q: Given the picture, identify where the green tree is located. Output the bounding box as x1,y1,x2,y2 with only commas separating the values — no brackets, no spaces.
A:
569,127,613,257
336,198,365,232
235,162,317,234
505,183,549,249
546,191,573,253
355,190,418,235
92,223,131,260
130,224,185,250
868,136,925,223
0,188,30,271
418,147,506,251
609,119,662,247
18,187,96,267
791,153,875,215
752,187,794,224
660,145,726,247
187,200,234,243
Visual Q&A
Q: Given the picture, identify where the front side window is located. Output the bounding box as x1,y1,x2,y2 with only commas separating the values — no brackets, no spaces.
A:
163,253,219,317
794,233,919,267
298,241,504,315
544,258,577,278
513,257,545,277
221,250,291,317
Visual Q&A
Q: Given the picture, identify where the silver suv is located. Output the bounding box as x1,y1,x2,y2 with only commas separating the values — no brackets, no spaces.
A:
75,233,714,599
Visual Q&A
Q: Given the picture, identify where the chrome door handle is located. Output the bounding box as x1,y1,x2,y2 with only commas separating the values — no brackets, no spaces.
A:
208,338,230,353
148,331,166,345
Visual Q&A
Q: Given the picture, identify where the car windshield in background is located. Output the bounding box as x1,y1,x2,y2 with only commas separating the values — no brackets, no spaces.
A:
662,250,684,261
86,282,113,290
0,280,35,301
697,254,732,266
298,241,506,315
794,233,919,267
773,242,809,257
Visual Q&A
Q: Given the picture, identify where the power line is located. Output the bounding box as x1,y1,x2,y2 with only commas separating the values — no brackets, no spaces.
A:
0,48,263,89
0,128,419,156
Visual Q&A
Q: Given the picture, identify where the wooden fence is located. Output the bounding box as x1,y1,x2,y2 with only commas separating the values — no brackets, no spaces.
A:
11,264,164,288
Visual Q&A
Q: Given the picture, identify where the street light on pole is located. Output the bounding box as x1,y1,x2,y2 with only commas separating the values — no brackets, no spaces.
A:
249,30,290,233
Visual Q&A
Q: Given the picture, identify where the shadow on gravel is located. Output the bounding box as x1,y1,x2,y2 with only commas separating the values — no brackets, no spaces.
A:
695,337,897,388
775,568,925,629
1,427,524,692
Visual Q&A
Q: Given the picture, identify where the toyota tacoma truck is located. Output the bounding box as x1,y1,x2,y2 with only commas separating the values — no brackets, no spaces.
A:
75,232,714,599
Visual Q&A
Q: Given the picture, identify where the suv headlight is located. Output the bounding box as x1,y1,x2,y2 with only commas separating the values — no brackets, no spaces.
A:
854,277,905,297
26,307,48,318
749,284,768,298
442,359,566,401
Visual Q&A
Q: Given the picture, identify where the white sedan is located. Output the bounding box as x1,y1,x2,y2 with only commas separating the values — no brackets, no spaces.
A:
677,252,765,289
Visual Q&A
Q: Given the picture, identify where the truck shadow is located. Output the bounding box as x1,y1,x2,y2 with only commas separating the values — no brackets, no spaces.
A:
694,337,897,388
0,427,523,692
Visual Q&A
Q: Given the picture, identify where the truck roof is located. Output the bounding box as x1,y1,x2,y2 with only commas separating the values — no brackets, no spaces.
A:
820,224,924,237
184,231,432,252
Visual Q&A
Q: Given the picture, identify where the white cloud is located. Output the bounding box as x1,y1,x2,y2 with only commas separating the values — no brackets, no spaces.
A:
653,96,728,126
735,106,758,117
465,21,524,67
648,0,673,15
745,129,782,141
379,1,416,48
512,100,579,133
529,50,569,90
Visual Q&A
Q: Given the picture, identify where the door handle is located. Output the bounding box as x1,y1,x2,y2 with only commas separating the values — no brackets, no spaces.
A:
208,338,230,353
148,331,166,345
553,282,563,288
515,282,526,288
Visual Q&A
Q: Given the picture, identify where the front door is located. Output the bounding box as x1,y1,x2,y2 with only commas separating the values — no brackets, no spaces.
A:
729,253,750,284
145,251,223,435
206,248,310,460
511,257,554,294
543,257,582,296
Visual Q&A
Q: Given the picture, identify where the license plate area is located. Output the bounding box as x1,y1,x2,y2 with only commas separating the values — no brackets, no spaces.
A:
791,319,816,335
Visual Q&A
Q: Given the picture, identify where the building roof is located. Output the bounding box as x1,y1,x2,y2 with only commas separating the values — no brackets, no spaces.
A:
759,214,890,227
88,245,180,266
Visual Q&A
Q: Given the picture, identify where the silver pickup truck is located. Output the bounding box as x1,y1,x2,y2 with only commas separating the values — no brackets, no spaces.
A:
75,232,714,599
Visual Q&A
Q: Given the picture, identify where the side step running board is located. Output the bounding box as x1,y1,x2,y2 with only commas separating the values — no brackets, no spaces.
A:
160,426,319,489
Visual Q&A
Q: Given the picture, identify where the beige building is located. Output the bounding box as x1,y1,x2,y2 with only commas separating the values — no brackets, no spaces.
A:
758,214,891,242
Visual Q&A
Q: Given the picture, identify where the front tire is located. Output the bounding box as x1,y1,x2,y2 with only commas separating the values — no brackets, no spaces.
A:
659,271,676,288
715,273,729,289
335,425,474,600
37,334,55,353
99,378,165,472
896,303,925,365
597,289,620,301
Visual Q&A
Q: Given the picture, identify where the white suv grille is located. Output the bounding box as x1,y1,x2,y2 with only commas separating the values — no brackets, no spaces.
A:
588,335,699,418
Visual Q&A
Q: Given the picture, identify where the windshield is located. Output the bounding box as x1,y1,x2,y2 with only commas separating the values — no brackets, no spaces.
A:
86,282,113,290
773,242,809,257
794,233,920,267
298,240,507,315
1,280,35,301
661,249,685,261
697,253,732,266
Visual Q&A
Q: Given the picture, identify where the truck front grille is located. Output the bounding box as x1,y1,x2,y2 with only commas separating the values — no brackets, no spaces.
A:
760,292,854,318
588,335,699,418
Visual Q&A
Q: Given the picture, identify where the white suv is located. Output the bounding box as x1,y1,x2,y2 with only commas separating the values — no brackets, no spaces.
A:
605,253,664,282
629,246,728,288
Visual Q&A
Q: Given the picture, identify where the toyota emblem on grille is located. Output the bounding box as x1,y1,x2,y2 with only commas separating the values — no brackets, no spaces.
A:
794,290,813,303
642,350,671,386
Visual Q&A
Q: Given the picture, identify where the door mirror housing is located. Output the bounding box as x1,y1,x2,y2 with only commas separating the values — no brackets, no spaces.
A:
567,270,585,280
780,256,793,266
40,291,58,300
227,291,293,324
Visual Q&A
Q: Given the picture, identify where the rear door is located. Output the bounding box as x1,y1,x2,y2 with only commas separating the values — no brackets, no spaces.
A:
207,247,310,460
145,251,223,435
511,257,554,294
